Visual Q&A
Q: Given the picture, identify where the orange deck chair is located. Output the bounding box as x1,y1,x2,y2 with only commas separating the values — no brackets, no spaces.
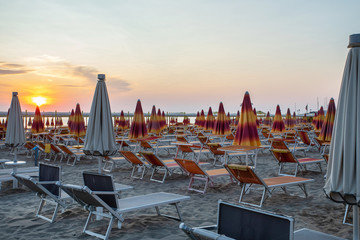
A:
119,150,149,179
225,164,314,207
56,144,84,166
174,158,231,193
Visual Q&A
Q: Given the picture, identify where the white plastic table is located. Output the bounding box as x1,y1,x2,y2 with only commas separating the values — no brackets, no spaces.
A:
5,161,26,188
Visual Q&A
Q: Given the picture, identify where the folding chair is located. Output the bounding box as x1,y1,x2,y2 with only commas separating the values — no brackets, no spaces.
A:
271,139,307,156
58,174,190,240
174,158,230,193
119,150,150,179
297,130,317,152
270,148,325,176
11,163,70,223
224,164,314,207
57,144,84,165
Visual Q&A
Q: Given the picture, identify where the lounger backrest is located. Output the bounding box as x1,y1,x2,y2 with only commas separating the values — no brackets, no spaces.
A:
178,144,193,153
82,172,118,209
39,163,61,196
50,144,61,153
60,184,103,207
140,151,164,167
174,158,205,175
225,164,263,185
119,151,144,165
270,149,297,163
57,144,72,155
298,131,311,145
271,140,288,150
176,136,188,143
207,143,225,155
24,142,36,149
197,136,208,145
13,174,47,195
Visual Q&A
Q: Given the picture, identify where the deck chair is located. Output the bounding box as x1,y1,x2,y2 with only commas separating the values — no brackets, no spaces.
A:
270,148,325,176
174,158,230,193
24,141,36,158
11,163,70,223
57,144,84,165
297,130,317,152
207,143,250,166
176,143,210,162
58,174,190,240
140,139,176,155
119,150,150,179
224,164,314,207
139,151,181,183
271,139,307,156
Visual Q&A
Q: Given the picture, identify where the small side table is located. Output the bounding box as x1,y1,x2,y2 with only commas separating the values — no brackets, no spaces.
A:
5,161,26,188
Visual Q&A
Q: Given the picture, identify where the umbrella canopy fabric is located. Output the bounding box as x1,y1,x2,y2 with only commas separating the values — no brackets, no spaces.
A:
5,92,25,148
51,117,54,127
83,74,117,156
129,99,148,140
284,108,294,129
324,34,360,239
27,117,32,127
264,111,272,127
46,117,50,127
302,113,307,124
293,112,297,125
213,102,231,136
118,110,127,130
271,105,285,132
204,107,215,130
157,109,165,131
161,111,167,129
235,110,240,126
318,98,336,142
31,106,45,133
199,110,206,128
253,108,259,127
148,105,161,135
67,109,74,128
183,116,190,125
194,111,200,126
316,106,325,130
70,103,86,138
233,92,260,146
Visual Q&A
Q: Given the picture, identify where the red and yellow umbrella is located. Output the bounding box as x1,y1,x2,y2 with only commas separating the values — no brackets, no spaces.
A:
204,107,215,130
118,110,127,130
198,110,206,128
264,111,272,127
284,108,294,129
234,110,240,126
316,106,325,130
157,109,165,131
148,105,161,135
58,117,63,126
233,92,260,146
312,112,318,128
70,103,86,137
271,105,285,132
51,118,54,127
293,112,297,126
27,117,32,127
318,98,336,142
129,100,148,139
195,111,200,127
302,113,307,124
68,109,75,129
46,117,50,127
161,111,167,129
31,106,45,133
213,102,231,136
183,116,190,125
253,108,260,127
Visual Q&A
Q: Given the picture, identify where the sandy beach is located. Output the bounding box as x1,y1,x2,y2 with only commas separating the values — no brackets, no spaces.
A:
0,147,353,240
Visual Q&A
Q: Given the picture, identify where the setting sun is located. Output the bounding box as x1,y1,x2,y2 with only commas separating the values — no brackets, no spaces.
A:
32,96,47,106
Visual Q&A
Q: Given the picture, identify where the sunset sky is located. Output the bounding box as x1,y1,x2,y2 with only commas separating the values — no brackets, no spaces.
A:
0,0,359,114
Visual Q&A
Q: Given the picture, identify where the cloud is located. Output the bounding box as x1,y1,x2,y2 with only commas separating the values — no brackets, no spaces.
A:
0,62,33,75
107,77,131,91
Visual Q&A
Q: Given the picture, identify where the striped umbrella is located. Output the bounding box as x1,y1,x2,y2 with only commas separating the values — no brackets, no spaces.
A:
68,109,74,129
148,105,161,135
195,111,200,127
157,109,165,131
318,98,336,142
235,110,240,126
312,113,318,128
51,117,54,127
199,110,206,128
70,103,86,138
253,108,259,127
31,106,45,133
213,102,231,136
264,111,272,127
183,116,190,125
161,111,167,129
293,112,297,125
58,117,63,126
27,117,32,127
129,99,148,139
316,106,325,130
284,108,293,128
46,117,50,127
204,107,215,130
233,92,260,146
227,112,231,125
302,113,307,124
271,105,285,132
118,110,127,130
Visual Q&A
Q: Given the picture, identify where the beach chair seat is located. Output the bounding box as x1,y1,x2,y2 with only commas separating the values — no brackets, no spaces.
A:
271,149,325,176
101,155,126,172
58,173,189,240
11,163,70,223
297,130,318,151
224,164,314,207
24,142,36,158
174,158,230,193
119,151,150,179
140,139,176,155
140,151,182,183
57,144,85,165
271,139,307,156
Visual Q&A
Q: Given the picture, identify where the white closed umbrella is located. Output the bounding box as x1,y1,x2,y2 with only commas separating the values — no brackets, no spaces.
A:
5,92,26,162
83,74,117,173
324,33,360,240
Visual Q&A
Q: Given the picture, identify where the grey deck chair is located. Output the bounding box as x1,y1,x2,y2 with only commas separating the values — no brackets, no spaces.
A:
58,172,190,240
12,163,69,223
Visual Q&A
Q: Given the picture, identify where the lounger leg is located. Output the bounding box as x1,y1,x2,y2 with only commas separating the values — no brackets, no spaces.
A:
259,188,267,207
343,204,353,226
104,217,114,240
50,203,60,223
155,203,183,221
36,198,46,219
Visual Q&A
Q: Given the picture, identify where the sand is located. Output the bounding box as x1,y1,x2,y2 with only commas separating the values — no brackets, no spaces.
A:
0,147,353,240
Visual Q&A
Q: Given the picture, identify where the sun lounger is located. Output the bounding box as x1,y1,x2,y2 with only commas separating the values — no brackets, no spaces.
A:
0,166,39,191
270,149,325,176
174,158,231,193
57,144,85,165
58,173,190,240
224,164,314,207
119,150,150,179
11,163,70,223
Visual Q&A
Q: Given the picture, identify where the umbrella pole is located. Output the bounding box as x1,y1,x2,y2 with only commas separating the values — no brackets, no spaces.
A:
13,147,17,163
98,156,102,173
354,206,359,240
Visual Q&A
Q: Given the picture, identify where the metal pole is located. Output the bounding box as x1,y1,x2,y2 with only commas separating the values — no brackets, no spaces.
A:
354,206,359,240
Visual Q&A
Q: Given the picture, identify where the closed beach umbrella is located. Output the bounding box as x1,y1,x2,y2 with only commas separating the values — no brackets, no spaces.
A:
27,117,32,127
161,111,167,129
312,112,318,128
183,116,190,125
58,117,63,126
5,92,25,161
271,105,285,132
284,108,293,129
46,117,50,127
302,113,307,124
70,103,86,138
148,105,161,135
51,117,54,127
129,99,148,140
204,107,215,130
264,111,272,127
213,102,231,136
199,110,206,128
318,98,336,142
253,108,259,127
157,109,166,131
31,106,45,133
324,34,360,239
4,109,9,131
293,112,297,125
118,110,127,130
233,91,260,146
195,111,200,127
235,110,240,126
83,74,117,173
67,109,74,128
316,106,325,130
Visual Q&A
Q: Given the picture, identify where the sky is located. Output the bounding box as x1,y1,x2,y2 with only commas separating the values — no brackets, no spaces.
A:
0,0,359,115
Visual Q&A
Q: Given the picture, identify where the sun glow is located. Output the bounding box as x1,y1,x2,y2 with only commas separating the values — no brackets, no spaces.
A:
32,96,47,106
